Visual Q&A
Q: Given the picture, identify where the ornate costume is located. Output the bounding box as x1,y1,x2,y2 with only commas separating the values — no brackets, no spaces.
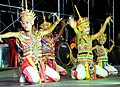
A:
94,33,118,75
40,12,67,76
69,5,111,80
18,9,61,83
16,30,46,83
42,34,57,69
0,0,62,83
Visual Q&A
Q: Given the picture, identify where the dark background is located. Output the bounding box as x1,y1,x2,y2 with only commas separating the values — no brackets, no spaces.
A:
0,0,120,65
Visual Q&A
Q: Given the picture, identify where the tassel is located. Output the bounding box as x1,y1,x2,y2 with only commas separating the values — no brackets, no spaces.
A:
85,60,90,79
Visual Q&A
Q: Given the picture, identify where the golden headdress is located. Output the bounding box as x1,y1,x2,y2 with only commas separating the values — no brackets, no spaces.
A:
39,12,52,29
19,0,35,21
74,5,89,28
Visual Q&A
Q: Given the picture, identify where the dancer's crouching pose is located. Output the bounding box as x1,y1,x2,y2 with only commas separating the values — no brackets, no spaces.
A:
69,5,111,80
93,33,118,75
0,0,62,84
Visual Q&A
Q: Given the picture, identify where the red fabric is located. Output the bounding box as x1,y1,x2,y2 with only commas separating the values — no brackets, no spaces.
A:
44,76,54,82
39,58,46,82
71,37,76,43
23,67,33,83
21,58,47,83
21,58,31,72
74,70,78,79
8,38,18,67
46,59,56,70
96,74,104,78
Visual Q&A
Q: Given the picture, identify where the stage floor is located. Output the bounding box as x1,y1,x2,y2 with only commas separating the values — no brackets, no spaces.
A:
0,67,120,87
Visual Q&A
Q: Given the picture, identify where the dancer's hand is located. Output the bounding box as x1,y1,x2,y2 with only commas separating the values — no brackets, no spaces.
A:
56,15,63,23
105,16,111,24
69,17,76,28
110,39,115,45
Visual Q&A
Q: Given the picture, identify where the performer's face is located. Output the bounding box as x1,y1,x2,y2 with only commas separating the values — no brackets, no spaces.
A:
99,37,106,45
21,19,32,31
82,24,90,35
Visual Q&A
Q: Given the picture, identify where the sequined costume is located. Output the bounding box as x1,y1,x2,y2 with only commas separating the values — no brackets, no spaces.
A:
41,34,67,75
16,30,46,82
40,12,67,76
42,34,55,60
69,5,111,80
42,34,57,71
93,34,118,75
0,0,62,83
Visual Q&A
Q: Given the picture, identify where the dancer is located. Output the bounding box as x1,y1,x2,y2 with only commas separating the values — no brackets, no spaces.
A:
93,33,118,75
40,12,67,76
0,0,62,84
69,5,111,80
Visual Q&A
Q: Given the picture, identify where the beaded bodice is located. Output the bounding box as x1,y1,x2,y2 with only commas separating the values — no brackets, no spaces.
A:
78,35,92,54
41,34,55,59
16,30,43,59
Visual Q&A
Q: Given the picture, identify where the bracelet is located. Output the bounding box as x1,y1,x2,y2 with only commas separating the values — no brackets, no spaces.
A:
55,21,59,25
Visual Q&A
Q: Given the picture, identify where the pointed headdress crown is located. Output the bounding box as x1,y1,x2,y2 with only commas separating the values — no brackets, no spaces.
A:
40,12,52,29
74,5,89,28
19,0,35,21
